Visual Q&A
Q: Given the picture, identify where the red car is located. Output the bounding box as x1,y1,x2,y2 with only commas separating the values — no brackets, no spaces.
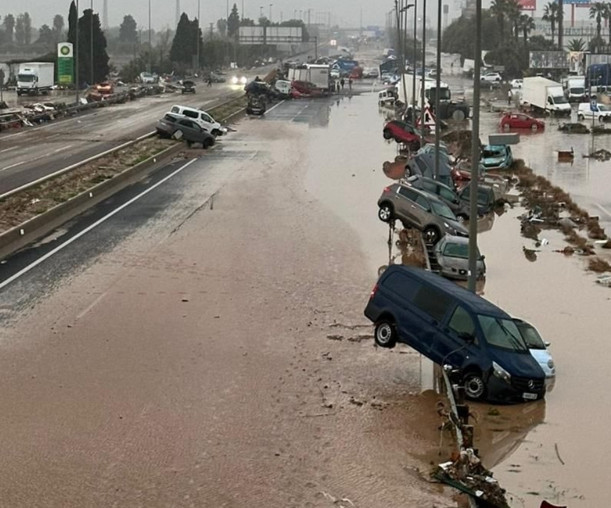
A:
290,80,325,98
382,120,421,151
499,112,544,132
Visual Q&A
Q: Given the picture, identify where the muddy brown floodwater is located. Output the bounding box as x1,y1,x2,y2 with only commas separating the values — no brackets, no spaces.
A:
307,91,611,507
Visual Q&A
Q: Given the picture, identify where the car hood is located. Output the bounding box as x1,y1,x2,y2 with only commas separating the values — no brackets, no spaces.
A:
488,348,546,379
482,155,506,167
529,348,555,377
444,218,469,236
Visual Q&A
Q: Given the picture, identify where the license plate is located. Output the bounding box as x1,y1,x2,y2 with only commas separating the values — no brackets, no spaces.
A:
523,392,537,400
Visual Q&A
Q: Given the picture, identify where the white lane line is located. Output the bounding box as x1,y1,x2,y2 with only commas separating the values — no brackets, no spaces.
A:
594,202,611,218
54,144,72,153
265,100,285,114
0,161,25,172
76,291,108,319
0,146,18,155
0,158,197,291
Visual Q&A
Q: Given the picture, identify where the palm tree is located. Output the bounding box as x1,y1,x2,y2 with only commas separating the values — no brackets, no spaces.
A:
520,14,536,43
589,2,607,40
490,0,508,39
558,0,564,49
567,37,586,51
505,0,521,41
542,2,559,44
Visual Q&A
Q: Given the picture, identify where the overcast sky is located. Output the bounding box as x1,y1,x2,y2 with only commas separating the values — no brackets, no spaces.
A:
1,0,390,32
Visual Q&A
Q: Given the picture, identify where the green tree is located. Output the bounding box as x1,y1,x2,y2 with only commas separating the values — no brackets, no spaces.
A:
217,18,227,37
53,14,65,43
520,13,535,43
505,0,521,41
22,12,32,44
78,9,110,84
119,14,137,43
67,1,77,45
169,13,200,67
542,2,559,44
227,4,240,38
558,0,564,49
3,14,15,42
37,24,55,47
240,18,255,26
490,0,507,39
567,37,586,51
589,2,607,40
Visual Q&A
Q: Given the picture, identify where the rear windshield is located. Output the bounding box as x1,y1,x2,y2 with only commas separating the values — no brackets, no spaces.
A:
477,315,528,352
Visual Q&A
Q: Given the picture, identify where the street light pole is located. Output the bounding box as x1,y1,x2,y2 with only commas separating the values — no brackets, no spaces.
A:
260,5,263,19
420,0,427,142
76,0,80,103
90,0,94,85
412,0,417,116
147,0,151,73
468,0,482,292
269,3,273,22
434,0,442,178
197,0,201,74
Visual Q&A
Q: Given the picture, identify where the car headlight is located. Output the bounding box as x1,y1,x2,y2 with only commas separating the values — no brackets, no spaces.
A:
492,361,511,383
443,222,456,234
240,76,247,84
231,76,238,84
547,359,554,369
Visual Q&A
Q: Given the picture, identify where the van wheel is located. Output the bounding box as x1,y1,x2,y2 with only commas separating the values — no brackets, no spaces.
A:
374,320,397,348
456,213,468,223
423,226,441,244
383,129,392,139
378,204,394,223
463,371,487,401
531,123,538,131
577,114,584,121
202,138,214,149
172,130,184,140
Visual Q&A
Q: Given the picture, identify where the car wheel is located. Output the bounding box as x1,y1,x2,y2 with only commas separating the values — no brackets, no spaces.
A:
172,130,184,140
577,114,584,121
203,138,214,149
502,123,510,132
531,123,538,131
456,213,468,222
423,226,441,244
383,129,392,140
374,320,397,348
186,141,193,148
452,109,466,121
378,203,394,223
463,371,487,401
599,116,605,123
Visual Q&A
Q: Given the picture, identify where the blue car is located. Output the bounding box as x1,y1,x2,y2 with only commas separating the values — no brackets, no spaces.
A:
364,266,546,402
481,144,513,171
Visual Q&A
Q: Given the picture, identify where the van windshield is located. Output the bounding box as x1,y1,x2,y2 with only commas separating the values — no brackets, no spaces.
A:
17,74,35,82
514,321,546,349
477,315,528,352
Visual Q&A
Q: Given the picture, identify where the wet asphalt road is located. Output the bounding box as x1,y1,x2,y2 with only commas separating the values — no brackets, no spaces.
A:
1,71,611,506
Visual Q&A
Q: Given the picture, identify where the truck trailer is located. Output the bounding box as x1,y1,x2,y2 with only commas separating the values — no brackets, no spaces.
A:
288,64,331,93
521,77,571,116
17,62,54,96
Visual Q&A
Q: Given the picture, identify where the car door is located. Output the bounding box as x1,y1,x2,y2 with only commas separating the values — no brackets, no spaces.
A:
412,194,433,228
430,304,480,367
178,119,200,141
395,186,421,225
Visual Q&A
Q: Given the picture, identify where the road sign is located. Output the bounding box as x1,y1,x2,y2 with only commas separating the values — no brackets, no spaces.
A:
591,98,597,111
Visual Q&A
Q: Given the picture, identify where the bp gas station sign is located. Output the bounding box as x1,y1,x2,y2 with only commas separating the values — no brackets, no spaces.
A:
57,42,74,85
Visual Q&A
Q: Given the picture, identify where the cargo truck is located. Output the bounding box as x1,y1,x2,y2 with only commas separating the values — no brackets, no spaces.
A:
17,62,54,96
288,64,331,93
398,74,470,120
521,76,571,116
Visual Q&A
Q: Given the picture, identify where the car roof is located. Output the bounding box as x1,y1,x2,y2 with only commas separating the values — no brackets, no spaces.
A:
407,174,455,191
391,182,447,204
383,265,508,316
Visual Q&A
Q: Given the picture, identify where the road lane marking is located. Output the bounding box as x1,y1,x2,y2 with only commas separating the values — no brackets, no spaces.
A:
594,202,611,218
0,161,25,172
265,100,285,114
76,291,108,319
0,158,197,291
53,144,72,153
0,146,18,154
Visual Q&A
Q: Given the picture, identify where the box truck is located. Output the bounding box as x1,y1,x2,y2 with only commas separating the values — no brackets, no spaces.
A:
563,76,586,102
521,76,571,115
398,74,470,120
17,62,54,96
288,64,331,93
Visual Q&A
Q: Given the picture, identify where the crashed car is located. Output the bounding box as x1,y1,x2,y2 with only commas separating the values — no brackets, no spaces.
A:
382,120,421,151
181,80,196,94
481,144,513,171
156,113,215,149
246,96,266,115
433,235,486,280
364,265,547,402
231,74,248,85
513,318,555,387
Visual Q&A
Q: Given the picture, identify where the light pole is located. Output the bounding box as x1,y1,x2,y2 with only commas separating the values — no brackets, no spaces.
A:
434,0,442,179
412,1,417,116
269,3,273,22
420,3,426,142
76,0,80,102
90,0,94,85
260,5,264,19
196,0,201,74
147,0,151,73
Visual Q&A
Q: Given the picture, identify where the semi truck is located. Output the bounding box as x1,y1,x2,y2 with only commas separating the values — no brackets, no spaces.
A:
288,64,331,93
398,74,470,120
521,76,571,116
17,62,54,96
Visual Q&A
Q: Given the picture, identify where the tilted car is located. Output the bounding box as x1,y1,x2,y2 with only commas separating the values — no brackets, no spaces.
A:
156,113,215,149
383,120,421,151
481,144,513,171
481,72,502,82
499,112,544,131
377,183,469,244
433,235,486,280
404,175,472,221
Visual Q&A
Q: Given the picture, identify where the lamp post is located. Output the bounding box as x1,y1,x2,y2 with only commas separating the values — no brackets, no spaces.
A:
420,3,426,142
147,0,151,73
76,0,80,103
412,1,417,116
260,5,264,19
269,3,273,21
468,0,482,292
397,2,414,112
196,0,201,73
434,0,442,179
90,0,94,85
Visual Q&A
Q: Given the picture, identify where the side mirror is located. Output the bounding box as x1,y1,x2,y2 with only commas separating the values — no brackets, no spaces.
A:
458,332,475,343
545,341,551,347
479,255,486,260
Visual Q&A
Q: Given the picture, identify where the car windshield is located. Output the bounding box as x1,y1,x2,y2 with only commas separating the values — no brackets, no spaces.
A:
17,74,35,82
430,200,457,221
442,241,469,259
478,315,528,352
599,104,610,111
570,87,584,94
482,147,504,158
515,321,546,349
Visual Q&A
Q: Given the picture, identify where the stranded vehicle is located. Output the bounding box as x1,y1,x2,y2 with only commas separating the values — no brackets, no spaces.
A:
16,62,54,96
521,77,571,116
364,265,547,402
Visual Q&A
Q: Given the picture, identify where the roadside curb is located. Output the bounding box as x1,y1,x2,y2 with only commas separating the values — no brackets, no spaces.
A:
0,141,186,261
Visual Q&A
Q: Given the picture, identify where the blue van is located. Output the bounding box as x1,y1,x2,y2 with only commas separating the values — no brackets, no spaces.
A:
364,266,546,402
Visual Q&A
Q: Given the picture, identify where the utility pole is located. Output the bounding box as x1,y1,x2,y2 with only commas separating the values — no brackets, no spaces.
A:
434,0,442,179
420,0,427,142
468,0,482,292
76,0,80,103
196,0,201,73
412,0,417,115
269,3,273,22
147,0,152,73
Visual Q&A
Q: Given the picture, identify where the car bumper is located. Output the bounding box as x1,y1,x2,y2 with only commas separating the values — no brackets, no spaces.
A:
486,374,546,403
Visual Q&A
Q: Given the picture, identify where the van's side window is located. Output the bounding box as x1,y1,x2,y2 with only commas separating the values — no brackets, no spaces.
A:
201,114,212,122
184,110,198,119
448,306,476,342
171,106,179,113
412,285,451,322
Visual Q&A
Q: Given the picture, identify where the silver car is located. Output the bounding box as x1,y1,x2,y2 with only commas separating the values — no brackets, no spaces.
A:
377,184,469,244
433,235,486,280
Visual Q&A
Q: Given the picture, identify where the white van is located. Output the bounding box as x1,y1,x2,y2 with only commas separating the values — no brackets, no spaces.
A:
577,101,611,122
169,105,227,136
378,87,397,107
274,79,292,97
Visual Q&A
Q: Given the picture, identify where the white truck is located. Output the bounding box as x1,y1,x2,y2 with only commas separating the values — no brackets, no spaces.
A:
521,76,571,116
563,76,586,103
288,64,331,93
398,74,470,120
17,62,54,96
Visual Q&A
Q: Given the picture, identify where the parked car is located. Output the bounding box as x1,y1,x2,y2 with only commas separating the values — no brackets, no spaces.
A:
383,120,421,151
364,265,547,402
577,102,611,122
406,150,453,188
156,113,216,148
456,181,499,215
208,71,226,83
481,72,502,83
433,235,486,280
169,105,226,136
510,79,523,89
364,67,380,79
377,183,469,244
291,80,325,97
139,72,157,84
181,80,196,94
513,318,555,383
404,175,471,221
480,144,513,171
499,112,544,131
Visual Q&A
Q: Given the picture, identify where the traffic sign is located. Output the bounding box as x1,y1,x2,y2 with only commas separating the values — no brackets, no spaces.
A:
591,98,597,111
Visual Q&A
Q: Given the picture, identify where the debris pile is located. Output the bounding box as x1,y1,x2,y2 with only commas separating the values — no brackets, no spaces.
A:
584,148,611,161
557,123,589,134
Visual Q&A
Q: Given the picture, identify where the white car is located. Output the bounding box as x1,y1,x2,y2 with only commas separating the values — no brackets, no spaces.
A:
231,74,248,85
513,318,555,383
481,72,502,83
510,79,523,89
577,102,611,122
